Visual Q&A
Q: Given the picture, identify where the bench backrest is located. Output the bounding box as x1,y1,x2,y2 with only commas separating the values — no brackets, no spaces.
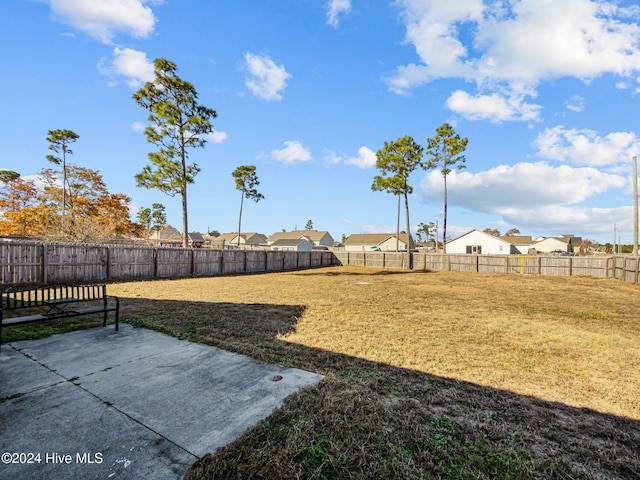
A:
1,285,107,311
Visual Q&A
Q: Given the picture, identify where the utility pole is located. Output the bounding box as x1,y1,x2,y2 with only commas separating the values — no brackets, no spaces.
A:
613,224,617,254
633,156,638,256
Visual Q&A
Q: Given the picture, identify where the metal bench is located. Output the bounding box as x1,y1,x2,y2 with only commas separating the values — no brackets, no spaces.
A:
1,284,119,349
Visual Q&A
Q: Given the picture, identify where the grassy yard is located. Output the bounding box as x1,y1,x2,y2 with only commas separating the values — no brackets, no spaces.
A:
3,266,640,479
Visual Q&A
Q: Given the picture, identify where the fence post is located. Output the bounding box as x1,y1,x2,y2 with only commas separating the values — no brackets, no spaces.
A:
40,243,46,284
43,244,50,284
568,256,573,277
153,248,158,278
105,246,111,280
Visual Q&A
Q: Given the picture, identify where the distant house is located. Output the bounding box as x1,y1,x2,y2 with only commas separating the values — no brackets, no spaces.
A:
150,225,181,246
267,230,334,248
211,232,267,249
270,238,314,251
530,235,581,253
187,232,206,248
446,229,516,255
150,226,206,247
498,235,533,254
344,233,415,252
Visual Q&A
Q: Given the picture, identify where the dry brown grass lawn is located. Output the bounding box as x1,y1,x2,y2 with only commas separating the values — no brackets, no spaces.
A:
9,266,637,479
109,266,640,421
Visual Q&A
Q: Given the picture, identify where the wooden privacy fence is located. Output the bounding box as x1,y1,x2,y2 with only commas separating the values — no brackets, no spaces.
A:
2,241,639,286
333,251,640,285
0,241,336,285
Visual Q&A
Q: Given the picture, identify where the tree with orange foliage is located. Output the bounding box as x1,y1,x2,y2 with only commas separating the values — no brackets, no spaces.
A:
1,166,141,242
0,173,50,236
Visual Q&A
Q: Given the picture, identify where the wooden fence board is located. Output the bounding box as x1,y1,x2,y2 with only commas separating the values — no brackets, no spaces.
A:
110,245,155,279
156,248,192,278
246,250,267,273
283,252,299,270
193,249,222,276
0,242,43,284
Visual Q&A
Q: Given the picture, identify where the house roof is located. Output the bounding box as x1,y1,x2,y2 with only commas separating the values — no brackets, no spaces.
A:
152,225,181,241
212,232,267,244
532,236,570,246
188,232,205,243
267,230,332,242
447,229,512,246
345,233,412,245
211,233,237,243
271,238,311,247
499,235,533,245
247,233,268,242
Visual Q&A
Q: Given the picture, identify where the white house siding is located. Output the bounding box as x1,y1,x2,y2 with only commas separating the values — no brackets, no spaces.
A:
378,237,408,251
270,239,313,251
531,237,570,253
314,232,334,248
345,244,378,252
446,230,513,255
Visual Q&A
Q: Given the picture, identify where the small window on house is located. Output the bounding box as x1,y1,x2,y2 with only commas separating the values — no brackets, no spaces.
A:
466,245,482,254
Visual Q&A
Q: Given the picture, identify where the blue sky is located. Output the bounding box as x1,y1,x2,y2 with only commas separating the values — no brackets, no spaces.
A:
3,0,640,244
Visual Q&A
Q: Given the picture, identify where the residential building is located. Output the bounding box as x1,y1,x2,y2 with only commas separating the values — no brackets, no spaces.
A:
150,226,206,247
530,235,578,253
211,232,267,249
270,238,314,251
446,229,516,255
498,235,533,254
344,233,415,252
267,230,334,248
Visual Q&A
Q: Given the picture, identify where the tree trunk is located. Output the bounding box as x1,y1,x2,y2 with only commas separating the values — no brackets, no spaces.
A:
396,194,400,252
182,188,188,248
404,191,412,269
237,189,245,247
443,173,448,254
181,143,189,248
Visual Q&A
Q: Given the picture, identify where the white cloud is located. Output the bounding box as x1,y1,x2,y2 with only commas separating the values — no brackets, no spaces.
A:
446,90,541,122
131,121,145,132
203,131,228,144
420,162,628,215
565,95,586,112
98,47,154,87
322,147,376,168
359,224,398,234
326,0,351,28
244,53,291,101
344,147,376,169
497,205,633,236
322,150,343,165
533,126,640,167
46,0,159,44
271,141,312,163
389,0,640,118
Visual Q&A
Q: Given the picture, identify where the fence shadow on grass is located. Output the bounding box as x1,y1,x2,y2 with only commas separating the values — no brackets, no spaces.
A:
101,296,640,480
296,268,434,277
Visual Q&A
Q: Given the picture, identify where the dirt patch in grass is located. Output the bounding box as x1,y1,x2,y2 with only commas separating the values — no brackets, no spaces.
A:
4,266,639,478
